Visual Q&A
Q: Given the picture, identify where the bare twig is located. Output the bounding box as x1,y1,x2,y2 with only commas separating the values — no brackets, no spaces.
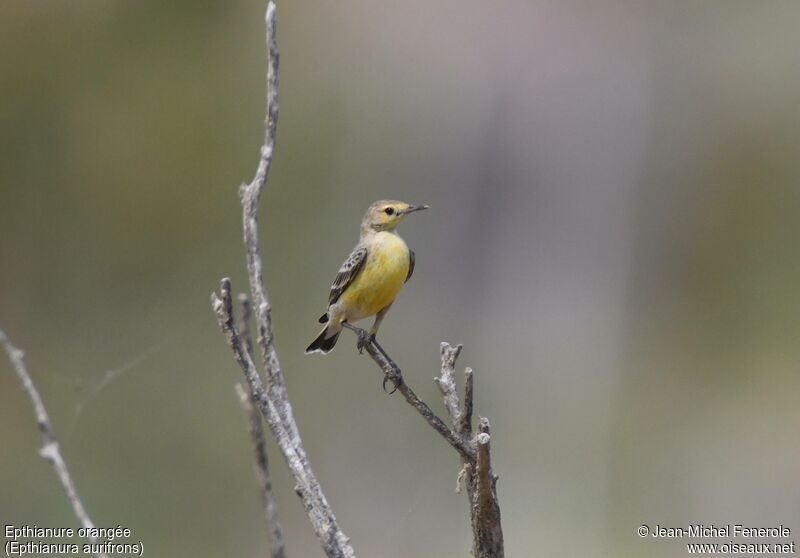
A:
352,334,504,557
0,329,108,558
359,339,475,462
397,380,475,462
236,383,286,558
435,343,463,430
460,367,474,437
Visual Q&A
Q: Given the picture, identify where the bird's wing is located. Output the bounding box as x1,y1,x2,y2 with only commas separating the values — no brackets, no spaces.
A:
405,249,415,283
328,246,368,305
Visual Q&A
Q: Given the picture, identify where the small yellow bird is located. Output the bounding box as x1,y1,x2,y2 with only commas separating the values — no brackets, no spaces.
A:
305,200,428,354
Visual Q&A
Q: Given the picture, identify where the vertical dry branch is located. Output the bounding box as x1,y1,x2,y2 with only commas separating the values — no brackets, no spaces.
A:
471,418,503,557
434,343,463,426
212,3,355,557
237,293,285,557
236,383,286,558
459,367,474,437
237,294,286,557
238,293,255,358
0,329,109,558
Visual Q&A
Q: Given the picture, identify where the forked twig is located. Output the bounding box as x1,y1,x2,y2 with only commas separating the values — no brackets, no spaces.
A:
345,330,505,558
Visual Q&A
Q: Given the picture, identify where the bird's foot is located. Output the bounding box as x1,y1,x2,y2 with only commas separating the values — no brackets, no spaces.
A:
356,330,373,354
342,322,371,354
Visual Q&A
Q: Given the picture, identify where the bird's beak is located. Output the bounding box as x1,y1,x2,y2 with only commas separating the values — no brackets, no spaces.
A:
402,204,430,215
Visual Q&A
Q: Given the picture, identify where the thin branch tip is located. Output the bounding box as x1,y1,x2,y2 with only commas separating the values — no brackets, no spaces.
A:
439,342,463,362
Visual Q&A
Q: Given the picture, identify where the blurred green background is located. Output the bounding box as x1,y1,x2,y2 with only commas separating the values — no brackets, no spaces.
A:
2,1,800,556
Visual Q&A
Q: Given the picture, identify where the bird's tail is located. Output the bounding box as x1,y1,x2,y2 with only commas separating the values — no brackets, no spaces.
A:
305,324,341,354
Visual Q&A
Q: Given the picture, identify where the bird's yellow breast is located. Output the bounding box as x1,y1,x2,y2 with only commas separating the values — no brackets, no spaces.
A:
339,232,409,320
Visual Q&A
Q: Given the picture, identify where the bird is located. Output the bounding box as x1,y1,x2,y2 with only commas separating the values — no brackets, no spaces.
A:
305,200,428,355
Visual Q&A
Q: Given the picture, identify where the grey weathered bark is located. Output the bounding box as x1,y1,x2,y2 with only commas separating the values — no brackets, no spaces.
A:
472,418,504,558
0,329,109,558
213,281,354,557
210,2,355,557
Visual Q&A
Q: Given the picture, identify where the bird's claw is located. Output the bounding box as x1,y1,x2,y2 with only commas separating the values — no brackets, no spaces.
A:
355,329,372,354
382,370,401,394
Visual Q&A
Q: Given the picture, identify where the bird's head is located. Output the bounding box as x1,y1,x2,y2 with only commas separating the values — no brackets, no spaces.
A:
362,200,429,232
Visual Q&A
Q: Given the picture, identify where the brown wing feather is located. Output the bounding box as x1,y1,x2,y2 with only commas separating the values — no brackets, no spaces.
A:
328,246,368,305
405,249,415,283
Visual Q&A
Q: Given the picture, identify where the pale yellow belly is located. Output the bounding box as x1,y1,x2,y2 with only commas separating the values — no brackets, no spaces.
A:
339,234,409,321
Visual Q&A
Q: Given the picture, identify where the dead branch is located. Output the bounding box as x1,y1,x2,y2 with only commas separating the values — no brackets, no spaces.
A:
237,290,286,557
236,383,286,558
210,3,355,556
472,418,504,557
213,281,354,558
434,343,463,428
0,329,109,558
353,335,505,558
460,367,474,437
358,338,476,462
236,293,285,556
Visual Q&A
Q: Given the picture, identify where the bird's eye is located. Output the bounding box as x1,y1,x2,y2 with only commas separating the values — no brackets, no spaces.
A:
384,207,395,215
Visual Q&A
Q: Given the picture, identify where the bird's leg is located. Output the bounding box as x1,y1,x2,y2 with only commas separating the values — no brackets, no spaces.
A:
365,336,401,394
370,304,392,341
368,304,392,357
368,304,401,392
369,335,392,363
369,310,403,395
342,320,401,393
341,321,370,354
369,338,400,394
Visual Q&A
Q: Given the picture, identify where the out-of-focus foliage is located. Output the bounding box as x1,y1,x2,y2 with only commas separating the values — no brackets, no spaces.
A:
2,1,799,556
